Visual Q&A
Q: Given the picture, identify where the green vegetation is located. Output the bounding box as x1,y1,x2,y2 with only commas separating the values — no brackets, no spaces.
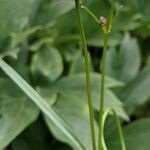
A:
0,0,150,150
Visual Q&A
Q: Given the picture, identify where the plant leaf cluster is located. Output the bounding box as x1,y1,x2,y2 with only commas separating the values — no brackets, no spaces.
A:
0,0,149,149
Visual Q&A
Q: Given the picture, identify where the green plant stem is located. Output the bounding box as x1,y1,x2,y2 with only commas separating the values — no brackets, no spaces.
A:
112,110,126,150
75,0,96,150
81,5,100,24
98,32,109,150
102,108,127,150
108,0,116,32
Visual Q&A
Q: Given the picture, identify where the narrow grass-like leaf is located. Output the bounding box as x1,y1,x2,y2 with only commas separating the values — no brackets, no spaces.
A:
0,59,85,150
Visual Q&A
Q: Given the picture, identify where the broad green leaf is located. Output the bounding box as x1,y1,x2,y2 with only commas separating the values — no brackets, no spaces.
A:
60,44,81,62
29,37,54,52
0,59,85,150
11,116,70,150
31,46,63,82
0,0,39,48
126,0,150,22
93,90,129,121
39,79,128,149
106,33,141,83
34,0,75,27
0,27,42,59
52,73,124,90
0,78,39,150
52,10,79,46
69,53,93,74
37,71,128,148
119,66,150,114
43,93,98,150
107,118,150,150
48,73,128,120
10,27,42,48
119,0,150,37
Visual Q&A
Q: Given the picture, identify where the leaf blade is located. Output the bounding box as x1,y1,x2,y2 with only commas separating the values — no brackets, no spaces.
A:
0,59,85,150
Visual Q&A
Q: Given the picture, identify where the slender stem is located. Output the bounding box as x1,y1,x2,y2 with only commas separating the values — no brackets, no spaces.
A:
75,0,96,150
108,0,116,32
98,0,116,149
102,108,127,150
112,110,127,150
81,5,100,25
98,32,109,150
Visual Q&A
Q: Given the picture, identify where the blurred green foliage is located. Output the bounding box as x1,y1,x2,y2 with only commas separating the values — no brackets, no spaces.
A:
0,0,150,149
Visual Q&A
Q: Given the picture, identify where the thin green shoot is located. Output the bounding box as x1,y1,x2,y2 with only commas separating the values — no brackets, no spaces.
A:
75,0,96,150
81,5,100,25
102,108,127,150
113,5,124,22
98,0,116,149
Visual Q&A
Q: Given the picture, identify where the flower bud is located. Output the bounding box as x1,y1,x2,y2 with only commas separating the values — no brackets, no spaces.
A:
99,16,108,26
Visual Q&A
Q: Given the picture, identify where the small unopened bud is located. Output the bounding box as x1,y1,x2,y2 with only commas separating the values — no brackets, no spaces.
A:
99,16,108,26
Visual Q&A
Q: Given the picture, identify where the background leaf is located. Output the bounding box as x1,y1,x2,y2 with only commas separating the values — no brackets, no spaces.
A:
107,118,150,150
44,93,98,150
31,46,63,82
42,73,128,120
0,59,85,150
0,78,39,150
0,0,40,51
34,0,75,27
118,66,150,114
106,33,141,83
